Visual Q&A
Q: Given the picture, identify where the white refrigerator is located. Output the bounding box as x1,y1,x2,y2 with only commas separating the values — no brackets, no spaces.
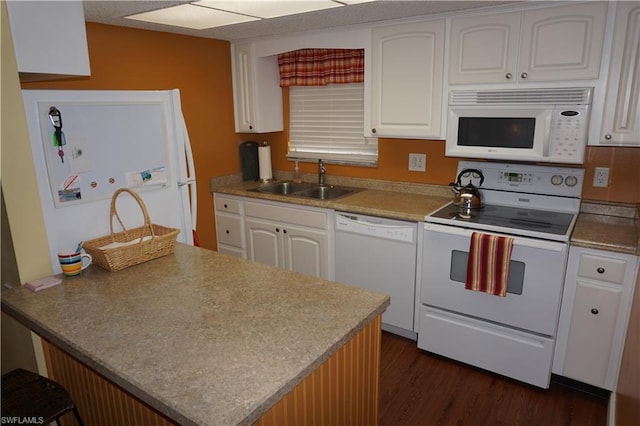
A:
21,89,197,274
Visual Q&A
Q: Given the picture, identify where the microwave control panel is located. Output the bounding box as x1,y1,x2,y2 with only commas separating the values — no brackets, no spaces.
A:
548,106,590,162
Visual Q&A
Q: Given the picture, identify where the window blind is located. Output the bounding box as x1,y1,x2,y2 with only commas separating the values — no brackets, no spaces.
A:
288,83,378,165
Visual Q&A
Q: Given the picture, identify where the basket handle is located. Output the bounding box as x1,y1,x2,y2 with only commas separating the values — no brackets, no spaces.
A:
109,188,156,242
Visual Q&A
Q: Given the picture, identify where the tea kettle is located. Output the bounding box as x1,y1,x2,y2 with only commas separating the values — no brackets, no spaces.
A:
450,168,484,209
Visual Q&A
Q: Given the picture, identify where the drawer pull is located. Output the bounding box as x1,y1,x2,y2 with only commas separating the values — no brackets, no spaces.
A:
505,72,513,79
225,230,230,234
597,267,605,274
224,204,228,209
591,308,599,315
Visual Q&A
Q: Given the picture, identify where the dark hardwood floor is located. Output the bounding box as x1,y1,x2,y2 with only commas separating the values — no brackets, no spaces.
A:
379,332,609,426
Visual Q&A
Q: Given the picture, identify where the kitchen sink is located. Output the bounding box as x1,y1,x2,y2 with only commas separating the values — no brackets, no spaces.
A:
253,181,316,195
251,181,361,200
292,185,360,200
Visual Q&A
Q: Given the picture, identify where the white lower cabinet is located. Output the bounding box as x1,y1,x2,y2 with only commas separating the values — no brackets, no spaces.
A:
214,194,246,258
244,200,332,279
554,246,639,390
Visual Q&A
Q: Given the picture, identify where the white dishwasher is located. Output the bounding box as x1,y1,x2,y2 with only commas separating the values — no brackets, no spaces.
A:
335,212,418,339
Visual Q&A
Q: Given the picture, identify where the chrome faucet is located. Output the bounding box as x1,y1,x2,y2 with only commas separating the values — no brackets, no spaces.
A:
318,159,326,186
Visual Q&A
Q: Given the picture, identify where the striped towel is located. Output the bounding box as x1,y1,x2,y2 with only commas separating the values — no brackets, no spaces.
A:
465,232,514,297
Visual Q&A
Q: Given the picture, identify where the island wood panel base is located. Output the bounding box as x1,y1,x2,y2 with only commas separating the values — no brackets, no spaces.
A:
43,340,177,426
41,314,382,426
255,315,382,426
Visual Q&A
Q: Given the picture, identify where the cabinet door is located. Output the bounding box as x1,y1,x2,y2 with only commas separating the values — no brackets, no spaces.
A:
371,20,445,138
232,44,256,133
245,218,283,268
563,281,621,388
448,12,520,84
232,44,283,133
283,225,329,279
7,0,90,80
599,2,640,145
519,2,607,82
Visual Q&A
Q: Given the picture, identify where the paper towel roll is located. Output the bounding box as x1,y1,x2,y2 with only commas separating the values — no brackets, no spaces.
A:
258,145,273,181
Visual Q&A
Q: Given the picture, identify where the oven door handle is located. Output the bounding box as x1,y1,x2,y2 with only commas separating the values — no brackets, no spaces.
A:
424,223,566,252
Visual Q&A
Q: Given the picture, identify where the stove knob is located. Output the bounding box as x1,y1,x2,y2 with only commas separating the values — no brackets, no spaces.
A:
551,175,563,185
565,176,578,187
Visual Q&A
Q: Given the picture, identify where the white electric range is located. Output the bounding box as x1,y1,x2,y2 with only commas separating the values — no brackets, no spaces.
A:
418,161,584,388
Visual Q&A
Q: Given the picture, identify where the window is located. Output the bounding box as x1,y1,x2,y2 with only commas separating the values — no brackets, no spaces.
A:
288,83,377,165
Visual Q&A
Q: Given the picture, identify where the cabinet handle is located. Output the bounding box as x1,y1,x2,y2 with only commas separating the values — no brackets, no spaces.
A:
276,228,280,233
591,308,599,315
224,204,228,209
283,229,287,234
597,267,605,274
225,230,230,234
371,128,377,134
249,125,253,130
505,72,513,80
520,72,528,79
604,134,612,140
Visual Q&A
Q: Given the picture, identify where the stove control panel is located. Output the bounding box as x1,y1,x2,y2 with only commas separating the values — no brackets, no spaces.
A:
458,161,584,198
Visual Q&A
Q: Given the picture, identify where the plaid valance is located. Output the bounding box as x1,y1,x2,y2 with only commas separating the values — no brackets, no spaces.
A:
277,48,365,87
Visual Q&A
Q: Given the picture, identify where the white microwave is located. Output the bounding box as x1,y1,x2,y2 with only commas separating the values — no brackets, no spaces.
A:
446,87,593,164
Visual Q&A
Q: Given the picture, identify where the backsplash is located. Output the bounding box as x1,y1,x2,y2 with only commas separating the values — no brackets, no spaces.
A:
251,132,640,205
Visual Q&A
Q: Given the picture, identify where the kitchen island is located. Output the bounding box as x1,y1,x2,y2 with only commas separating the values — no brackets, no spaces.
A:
1,244,389,425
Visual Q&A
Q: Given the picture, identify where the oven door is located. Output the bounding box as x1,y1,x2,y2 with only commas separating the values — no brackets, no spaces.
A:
421,222,568,336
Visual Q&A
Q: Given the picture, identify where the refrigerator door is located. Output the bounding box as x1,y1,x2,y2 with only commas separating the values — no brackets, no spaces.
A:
22,89,195,273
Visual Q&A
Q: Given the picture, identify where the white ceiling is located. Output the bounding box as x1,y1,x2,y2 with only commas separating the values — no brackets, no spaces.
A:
83,1,522,42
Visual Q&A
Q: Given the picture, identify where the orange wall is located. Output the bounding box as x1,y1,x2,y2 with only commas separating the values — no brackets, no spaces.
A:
22,23,237,251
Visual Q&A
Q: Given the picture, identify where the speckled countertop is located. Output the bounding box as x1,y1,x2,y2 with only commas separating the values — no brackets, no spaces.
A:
1,244,389,426
211,173,451,223
571,201,639,255
212,173,639,255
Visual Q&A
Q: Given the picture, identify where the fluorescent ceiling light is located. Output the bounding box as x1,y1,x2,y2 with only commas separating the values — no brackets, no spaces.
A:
195,0,342,19
125,4,259,30
125,0,377,31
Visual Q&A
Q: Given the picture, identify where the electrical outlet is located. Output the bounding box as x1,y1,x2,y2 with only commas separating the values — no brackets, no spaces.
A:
593,167,610,188
408,153,426,172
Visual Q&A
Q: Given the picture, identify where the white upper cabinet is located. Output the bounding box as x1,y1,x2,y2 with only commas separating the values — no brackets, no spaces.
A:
448,2,608,85
231,43,283,133
370,19,445,139
598,2,640,146
7,0,90,81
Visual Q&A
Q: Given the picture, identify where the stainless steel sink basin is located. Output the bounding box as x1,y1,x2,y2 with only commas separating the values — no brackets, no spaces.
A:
293,185,360,200
253,181,315,195
251,181,361,200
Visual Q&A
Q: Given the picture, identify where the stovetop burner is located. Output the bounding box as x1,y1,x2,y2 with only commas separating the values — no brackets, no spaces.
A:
429,202,575,238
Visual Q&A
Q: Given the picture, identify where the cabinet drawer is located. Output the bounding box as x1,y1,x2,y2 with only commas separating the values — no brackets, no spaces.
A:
215,196,243,214
216,215,244,248
578,253,627,284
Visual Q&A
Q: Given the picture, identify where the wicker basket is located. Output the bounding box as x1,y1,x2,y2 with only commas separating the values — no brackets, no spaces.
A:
83,188,180,272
